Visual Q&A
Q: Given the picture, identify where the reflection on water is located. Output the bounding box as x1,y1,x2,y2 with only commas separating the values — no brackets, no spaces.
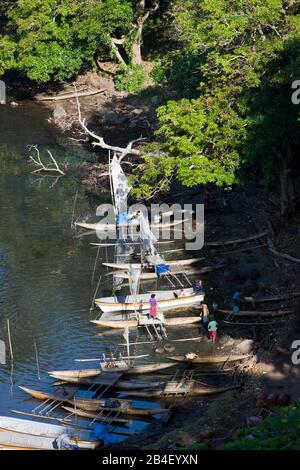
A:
0,100,211,443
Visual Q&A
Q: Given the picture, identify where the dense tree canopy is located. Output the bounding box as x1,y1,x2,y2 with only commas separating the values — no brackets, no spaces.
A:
0,0,160,81
133,0,300,214
1,0,300,213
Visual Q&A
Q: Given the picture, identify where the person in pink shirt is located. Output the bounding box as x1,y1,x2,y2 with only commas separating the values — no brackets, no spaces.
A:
149,294,157,319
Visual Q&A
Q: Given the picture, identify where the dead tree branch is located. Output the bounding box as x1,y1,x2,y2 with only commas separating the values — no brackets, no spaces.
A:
28,145,65,175
74,86,145,160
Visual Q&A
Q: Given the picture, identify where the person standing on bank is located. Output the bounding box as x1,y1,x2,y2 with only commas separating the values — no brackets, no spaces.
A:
208,317,218,345
149,294,157,320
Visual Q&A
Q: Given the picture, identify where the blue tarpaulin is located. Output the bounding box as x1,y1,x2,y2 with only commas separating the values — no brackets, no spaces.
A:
156,264,170,277
94,424,121,444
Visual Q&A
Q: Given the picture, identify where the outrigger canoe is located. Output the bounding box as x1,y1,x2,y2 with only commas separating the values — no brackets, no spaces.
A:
91,317,201,329
49,362,177,379
19,387,169,417
167,354,250,364
53,374,163,389
95,288,204,313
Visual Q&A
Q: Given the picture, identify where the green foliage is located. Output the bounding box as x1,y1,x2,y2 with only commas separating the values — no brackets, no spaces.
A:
223,400,300,450
131,0,300,201
115,65,147,93
0,0,133,81
151,58,169,85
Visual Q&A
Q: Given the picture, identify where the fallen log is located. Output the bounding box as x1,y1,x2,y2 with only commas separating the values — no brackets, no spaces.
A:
205,230,269,247
267,238,300,264
36,88,106,101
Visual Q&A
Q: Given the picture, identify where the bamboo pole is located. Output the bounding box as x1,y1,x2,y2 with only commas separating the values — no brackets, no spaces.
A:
7,319,13,362
34,342,41,380
71,189,79,228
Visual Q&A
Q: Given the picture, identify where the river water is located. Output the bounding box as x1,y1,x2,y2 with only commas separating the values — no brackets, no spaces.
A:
0,100,216,443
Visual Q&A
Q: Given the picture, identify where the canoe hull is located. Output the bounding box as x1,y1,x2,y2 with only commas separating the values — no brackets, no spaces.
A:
91,316,201,329
68,399,168,416
95,288,203,313
167,354,249,364
122,385,239,398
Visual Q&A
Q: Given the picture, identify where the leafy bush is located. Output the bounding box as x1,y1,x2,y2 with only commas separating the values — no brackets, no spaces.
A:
223,400,300,450
115,65,147,93
151,58,169,85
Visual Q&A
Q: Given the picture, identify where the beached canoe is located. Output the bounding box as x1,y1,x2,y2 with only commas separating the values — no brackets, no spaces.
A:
0,416,101,450
205,230,269,247
122,384,239,398
167,354,250,364
54,374,164,389
218,309,293,318
95,288,204,313
91,316,201,329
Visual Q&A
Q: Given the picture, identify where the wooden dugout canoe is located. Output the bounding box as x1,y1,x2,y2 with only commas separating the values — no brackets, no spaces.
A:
167,354,250,364
205,230,269,247
91,316,201,329
95,288,204,313
122,384,240,398
49,363,177,378
54,374,164,389
218,309,293,318
19,387,168,417
66,398,168,416
62,407,130,424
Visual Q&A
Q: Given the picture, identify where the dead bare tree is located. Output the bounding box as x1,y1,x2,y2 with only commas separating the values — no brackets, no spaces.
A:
74,87,145,161
28,145,65,175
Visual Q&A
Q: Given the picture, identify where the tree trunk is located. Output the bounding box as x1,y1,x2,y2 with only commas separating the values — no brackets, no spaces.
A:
278,145,296,217
131,25,143,65
131,0,159,66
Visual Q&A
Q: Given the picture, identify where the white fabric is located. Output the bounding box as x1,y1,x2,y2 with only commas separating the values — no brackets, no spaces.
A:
111,154,132,214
